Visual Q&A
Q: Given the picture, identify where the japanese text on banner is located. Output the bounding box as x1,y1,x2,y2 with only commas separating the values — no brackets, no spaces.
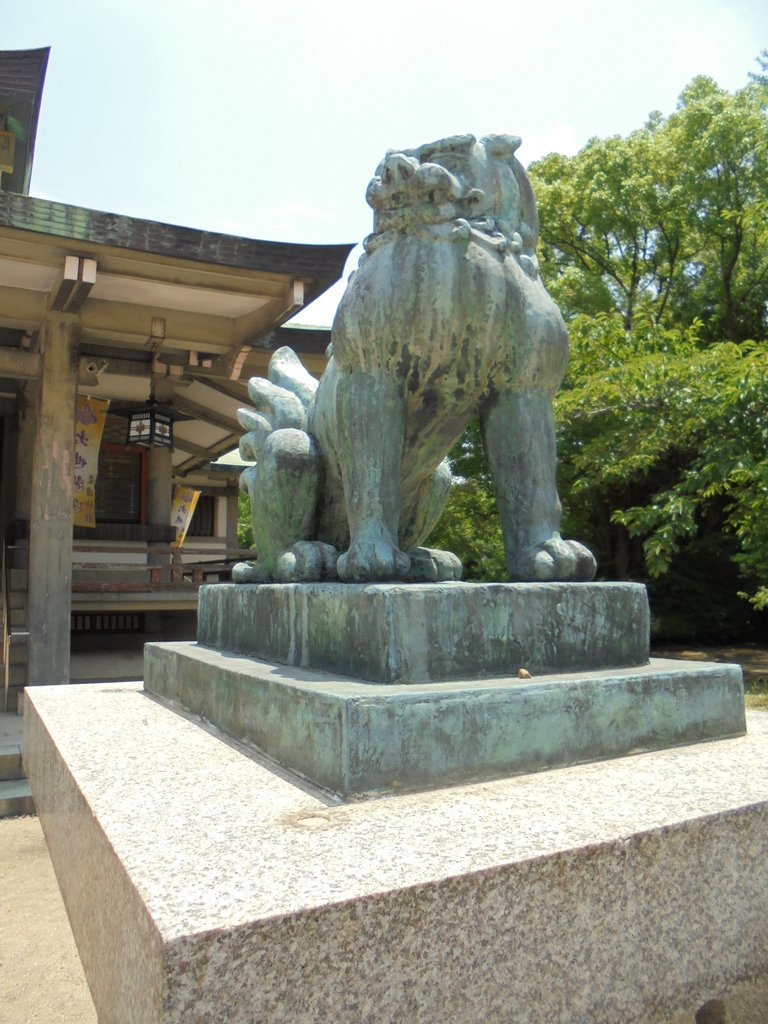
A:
73,397,109,528
171,486,201,547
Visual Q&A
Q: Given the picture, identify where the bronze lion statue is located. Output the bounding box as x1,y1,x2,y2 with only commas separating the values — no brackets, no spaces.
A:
235,133,596,584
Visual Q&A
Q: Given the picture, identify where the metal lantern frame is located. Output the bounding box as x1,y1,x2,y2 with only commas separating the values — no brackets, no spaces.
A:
123,387,178,449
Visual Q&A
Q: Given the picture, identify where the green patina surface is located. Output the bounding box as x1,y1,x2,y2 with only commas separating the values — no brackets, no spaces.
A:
145,642,744,798
197,581,650,684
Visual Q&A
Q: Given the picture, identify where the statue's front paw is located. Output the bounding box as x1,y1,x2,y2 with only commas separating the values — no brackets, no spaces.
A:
510,537,596,582
232,560,270,583
337,542,411,583
407,547,462,582
276,541,338,582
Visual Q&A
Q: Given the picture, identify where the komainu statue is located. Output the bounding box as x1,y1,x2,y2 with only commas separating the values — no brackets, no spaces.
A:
234,133,596,584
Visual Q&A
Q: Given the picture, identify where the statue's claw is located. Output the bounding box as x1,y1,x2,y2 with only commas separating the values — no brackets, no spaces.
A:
337,542,411,583
510,537,596,583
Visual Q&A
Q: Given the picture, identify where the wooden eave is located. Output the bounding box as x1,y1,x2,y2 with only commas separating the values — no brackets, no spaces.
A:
0,192,352,282
0,192,345,475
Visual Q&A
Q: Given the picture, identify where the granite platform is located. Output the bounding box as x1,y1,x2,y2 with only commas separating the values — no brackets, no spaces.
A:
24,682,768,1024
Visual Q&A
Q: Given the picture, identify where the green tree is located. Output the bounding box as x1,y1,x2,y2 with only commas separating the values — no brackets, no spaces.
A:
532,123,690,328
665,76,768,342
436,316,768,619
425,420,506,581
530,74,768,343
237,491,253,549
749,48,768,87
556,315,768,615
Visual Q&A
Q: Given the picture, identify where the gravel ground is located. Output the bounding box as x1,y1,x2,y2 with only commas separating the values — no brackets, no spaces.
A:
0,815,96,1023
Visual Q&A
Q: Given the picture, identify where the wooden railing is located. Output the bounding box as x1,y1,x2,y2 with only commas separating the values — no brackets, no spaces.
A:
70,544,254,593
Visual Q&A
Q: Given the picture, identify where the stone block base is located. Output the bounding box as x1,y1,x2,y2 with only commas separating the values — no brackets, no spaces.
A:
144,641,745,797
24,683,768,1024
197,581,650,683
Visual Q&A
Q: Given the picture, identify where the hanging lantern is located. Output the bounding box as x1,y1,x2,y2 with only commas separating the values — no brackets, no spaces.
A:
125,386,176,449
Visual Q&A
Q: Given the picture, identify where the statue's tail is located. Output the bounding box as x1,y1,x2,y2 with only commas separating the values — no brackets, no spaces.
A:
237,346,318,462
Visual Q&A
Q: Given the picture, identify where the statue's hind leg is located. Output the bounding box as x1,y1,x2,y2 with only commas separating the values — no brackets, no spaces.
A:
480,389,596,582
233,428,334,582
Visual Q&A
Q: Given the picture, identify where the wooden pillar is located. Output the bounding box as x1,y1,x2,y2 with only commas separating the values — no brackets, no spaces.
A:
27,316,79,685
147,447,173,527
0,395,19,532
147,379,174,577
225,487,239,553
147,446,172,577
13,380,38,523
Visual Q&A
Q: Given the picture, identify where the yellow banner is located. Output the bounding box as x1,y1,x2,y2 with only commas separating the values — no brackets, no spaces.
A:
73,397,109,528
171,486,201,548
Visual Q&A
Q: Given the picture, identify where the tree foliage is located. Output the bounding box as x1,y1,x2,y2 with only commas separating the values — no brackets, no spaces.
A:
532,74,768,344
425,420,506,582
237,492,254,549
557,315,768,617
749,48,768,87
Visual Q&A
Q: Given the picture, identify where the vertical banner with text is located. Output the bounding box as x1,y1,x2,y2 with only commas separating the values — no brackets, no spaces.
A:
73,396,109,528
171,486,201,547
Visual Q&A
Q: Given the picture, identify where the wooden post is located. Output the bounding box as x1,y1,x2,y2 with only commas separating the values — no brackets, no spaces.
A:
146,378,174,579
27,315,79,685
147,446,173,526
225,487,239,553
147,445,172,580
13,380,38,523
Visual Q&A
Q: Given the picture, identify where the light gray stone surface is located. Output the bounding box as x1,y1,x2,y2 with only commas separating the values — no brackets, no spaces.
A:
25,682,768,1024
145,642,745,798
197,581,650,682
235,134,597,585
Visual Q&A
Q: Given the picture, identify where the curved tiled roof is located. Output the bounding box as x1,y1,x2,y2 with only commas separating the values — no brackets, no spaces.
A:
0,191,353,302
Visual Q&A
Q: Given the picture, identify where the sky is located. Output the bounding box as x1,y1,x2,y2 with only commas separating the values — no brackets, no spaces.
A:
5,0,767,325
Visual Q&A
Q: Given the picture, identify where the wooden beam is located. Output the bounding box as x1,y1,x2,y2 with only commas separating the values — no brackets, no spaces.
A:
78,353,151,377
48,255,79,313
80,300,236,353
171,394,241,434
175,435,240,475
189,375,249,403
172,436,215,459
0,284,48,328
0,346,40,379
214,278,306,381
49,256,96,314
172,434,239,461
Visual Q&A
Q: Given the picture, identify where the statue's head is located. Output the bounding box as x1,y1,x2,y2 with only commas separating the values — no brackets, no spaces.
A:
365,133,539,260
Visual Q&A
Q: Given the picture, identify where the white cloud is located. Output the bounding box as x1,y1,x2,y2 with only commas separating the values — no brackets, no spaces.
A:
517,123,583,167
